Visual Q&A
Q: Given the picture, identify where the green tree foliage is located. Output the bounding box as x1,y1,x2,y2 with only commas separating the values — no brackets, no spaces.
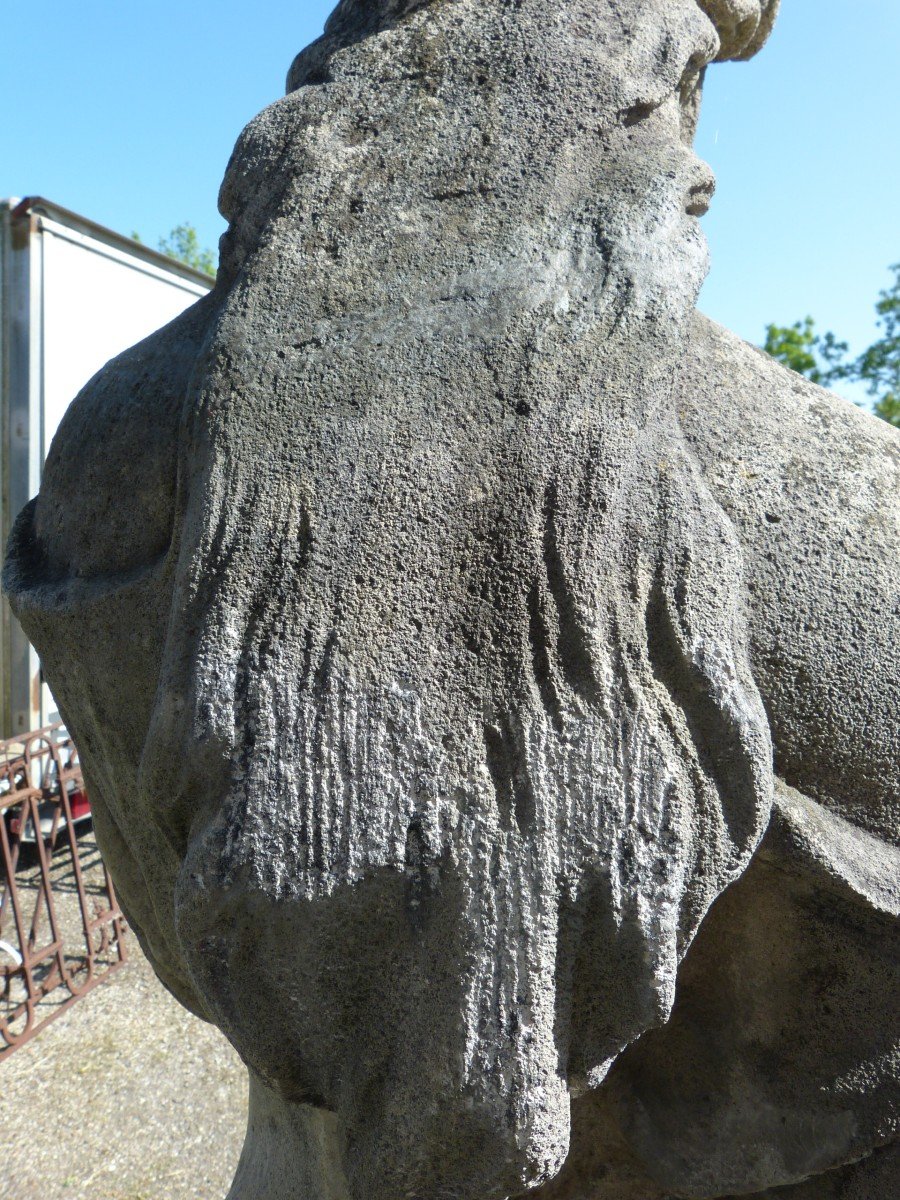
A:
762,317,848,387
157,223,217,278
854,264,900,427
762,264,900,429
763,317,818,379
131,224,216,279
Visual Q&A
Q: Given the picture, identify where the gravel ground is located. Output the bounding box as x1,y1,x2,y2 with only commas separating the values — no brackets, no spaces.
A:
1,828,247,1200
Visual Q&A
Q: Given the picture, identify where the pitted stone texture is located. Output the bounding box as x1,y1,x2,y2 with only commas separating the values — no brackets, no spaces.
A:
681,315,900,847
3,2,896,1199
606,782,899,1195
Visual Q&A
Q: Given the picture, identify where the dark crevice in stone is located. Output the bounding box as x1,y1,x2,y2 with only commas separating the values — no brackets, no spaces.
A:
542,482,602,709
483,720,537,833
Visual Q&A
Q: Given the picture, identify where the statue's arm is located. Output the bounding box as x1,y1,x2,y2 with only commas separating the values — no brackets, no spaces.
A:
581,318,900,1199
5,296,215,1019
680,312,900,847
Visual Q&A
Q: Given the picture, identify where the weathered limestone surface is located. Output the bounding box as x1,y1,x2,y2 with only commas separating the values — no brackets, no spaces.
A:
4,2,897,1198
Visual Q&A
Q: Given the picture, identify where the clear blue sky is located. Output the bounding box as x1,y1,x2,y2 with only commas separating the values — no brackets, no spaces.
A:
3,1,898,393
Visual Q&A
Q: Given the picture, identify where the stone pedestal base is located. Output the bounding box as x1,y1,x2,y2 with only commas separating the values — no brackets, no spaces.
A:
228,1075,349,1200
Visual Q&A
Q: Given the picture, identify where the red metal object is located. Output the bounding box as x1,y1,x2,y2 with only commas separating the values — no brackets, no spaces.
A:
0,723,127,1060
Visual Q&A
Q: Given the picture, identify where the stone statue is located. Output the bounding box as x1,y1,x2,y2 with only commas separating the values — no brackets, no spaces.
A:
5,1,897,1197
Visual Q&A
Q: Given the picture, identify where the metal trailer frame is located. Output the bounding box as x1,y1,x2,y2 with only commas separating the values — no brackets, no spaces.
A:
0,723,128,1060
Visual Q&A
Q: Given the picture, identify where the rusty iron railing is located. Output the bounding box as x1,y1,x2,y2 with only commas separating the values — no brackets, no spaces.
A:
0,723,127,1060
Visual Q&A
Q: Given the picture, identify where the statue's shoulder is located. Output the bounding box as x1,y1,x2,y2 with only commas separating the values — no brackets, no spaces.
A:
34,294,215,582
682,310,900,468
681,310,900,849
